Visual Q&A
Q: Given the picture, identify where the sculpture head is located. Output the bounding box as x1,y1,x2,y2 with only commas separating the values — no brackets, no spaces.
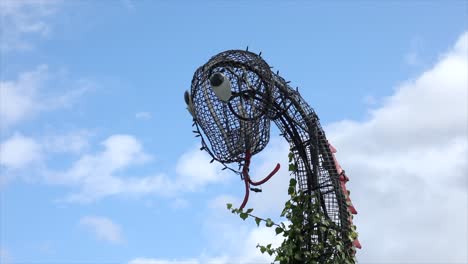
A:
185,50,275,163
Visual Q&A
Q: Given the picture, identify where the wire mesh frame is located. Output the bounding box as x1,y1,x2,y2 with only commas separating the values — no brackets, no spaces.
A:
270,73,352,258
188,50,353,258
190,50,275,163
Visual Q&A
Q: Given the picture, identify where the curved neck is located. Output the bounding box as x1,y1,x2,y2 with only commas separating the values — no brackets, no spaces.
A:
269,74,350,235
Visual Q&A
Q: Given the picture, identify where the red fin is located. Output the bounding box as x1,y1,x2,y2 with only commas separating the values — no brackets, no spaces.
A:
353,239,362,249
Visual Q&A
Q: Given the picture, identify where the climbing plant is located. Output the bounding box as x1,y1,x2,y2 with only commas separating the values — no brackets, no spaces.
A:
227,152,357,264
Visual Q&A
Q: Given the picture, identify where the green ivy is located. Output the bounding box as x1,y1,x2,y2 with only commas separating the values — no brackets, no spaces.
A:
227,151,357,264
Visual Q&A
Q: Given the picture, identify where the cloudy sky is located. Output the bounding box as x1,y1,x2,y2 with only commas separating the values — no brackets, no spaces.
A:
0,1,466,263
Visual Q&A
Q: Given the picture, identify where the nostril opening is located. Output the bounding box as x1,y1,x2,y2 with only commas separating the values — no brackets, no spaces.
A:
210,72,224,87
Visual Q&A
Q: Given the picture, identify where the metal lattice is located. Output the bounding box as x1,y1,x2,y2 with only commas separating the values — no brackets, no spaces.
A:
184,49,359,260
190,50,275,163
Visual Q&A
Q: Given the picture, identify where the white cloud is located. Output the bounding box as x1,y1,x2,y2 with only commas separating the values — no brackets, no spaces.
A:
208,194,239,210
331,33,467,153
135,112,152,120
46,134,160,202
131,192,285,264
175,146,230,191
238,226,284,262
0,0,61,51
0,65,47,127
204,192,286,263
325,32,468,263
79,216,123,244
45,138,232,202
0,129,94,186
0,65,90,128
0,133,42,169
0,130,231,202
42,129,91,154
100,135,151,169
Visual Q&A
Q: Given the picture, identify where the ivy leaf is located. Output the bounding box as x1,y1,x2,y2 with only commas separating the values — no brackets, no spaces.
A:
336,244,343,252
294,252,302,260
275,227,284,235
240,213,248,220
288,163,297,172
289,178,297,186
265,218,274,227
255,217,261,227
228,152,358,263
259,245,266,254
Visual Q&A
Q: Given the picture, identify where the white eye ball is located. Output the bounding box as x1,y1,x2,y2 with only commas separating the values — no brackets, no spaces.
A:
209,72,232,102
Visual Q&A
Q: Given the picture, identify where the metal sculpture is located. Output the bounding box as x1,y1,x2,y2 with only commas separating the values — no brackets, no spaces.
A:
184,49,361,259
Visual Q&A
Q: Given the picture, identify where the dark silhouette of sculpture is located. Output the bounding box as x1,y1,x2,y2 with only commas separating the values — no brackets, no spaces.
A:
184,50,361,259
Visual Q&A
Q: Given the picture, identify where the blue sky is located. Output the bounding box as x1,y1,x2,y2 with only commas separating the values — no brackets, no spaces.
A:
0,1,467,263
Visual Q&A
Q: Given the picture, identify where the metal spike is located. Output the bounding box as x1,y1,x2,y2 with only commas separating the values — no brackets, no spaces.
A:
250,187,262,193
276,70,279,75
258,51,262,56
210,158,215,163
246,46,249,51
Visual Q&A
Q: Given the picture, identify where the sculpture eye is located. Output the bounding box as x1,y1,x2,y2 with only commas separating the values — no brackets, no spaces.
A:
184,90,190,105
209,72,232,102
183,90,194,117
